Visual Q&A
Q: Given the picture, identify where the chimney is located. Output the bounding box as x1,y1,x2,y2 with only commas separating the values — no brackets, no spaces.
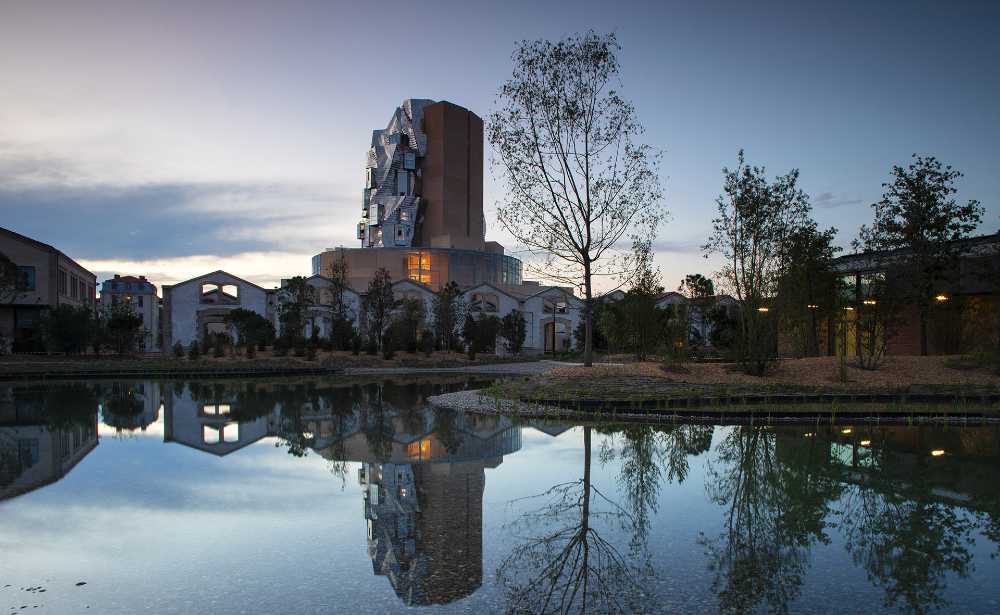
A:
114,274,121,279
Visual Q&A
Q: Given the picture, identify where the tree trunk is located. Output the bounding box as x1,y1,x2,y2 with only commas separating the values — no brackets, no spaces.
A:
584,262,594,367
919,305,929,356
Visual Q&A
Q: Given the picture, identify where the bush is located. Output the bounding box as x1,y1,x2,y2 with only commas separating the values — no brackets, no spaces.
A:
382,337,396,360
245,343,256,359
187,341,201,360
365,339,377,355
351,334,362,355
420,329,435,357
172,341,184,358
212,335,226,358
272,337,288,357
305,345,316,361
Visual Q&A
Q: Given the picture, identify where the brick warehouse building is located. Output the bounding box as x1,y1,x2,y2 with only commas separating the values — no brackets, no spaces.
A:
779,232,1000,357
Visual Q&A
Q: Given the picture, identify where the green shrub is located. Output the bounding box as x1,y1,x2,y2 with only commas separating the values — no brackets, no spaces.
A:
382,337,396,360
172,341,184,358
187,341,201,360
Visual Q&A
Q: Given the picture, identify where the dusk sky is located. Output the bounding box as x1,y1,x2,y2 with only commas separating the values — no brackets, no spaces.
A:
2,0,998,292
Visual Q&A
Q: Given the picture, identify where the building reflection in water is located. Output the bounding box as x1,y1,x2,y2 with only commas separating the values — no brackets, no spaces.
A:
0,384,99,502
156,378,523,606
100,381,162,433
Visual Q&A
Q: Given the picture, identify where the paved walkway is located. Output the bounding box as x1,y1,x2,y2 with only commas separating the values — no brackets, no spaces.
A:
344,360,580,377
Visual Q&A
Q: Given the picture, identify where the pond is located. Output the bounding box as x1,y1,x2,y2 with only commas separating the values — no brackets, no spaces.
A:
1,378,999,614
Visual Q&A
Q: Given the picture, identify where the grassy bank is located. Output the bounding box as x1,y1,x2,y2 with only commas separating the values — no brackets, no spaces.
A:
0,350,539,380
486,355,1000,415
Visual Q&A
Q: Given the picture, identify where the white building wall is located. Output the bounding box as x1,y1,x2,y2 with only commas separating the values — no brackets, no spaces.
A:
165,272,268,349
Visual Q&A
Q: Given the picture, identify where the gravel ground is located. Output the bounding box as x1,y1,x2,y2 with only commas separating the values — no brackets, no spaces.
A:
549,355,1000,387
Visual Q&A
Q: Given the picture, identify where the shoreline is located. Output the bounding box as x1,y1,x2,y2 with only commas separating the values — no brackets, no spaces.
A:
0,358,565,381
427,388,1000,424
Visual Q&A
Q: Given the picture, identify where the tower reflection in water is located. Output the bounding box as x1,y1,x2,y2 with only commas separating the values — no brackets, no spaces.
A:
157,377,522,606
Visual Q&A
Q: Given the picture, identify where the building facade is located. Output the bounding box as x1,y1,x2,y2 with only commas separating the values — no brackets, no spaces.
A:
161,270,269,350
99,274,160,351
0,226,97,352
315,99,521,293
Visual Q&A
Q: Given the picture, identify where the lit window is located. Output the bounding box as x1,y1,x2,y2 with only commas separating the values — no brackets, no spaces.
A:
203,425,221,444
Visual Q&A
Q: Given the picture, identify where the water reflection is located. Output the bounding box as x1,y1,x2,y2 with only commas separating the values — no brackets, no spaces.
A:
1,379,999,614
0,384,99,502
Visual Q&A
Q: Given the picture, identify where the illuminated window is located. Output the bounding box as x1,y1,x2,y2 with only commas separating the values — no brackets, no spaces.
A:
406,252,432,285
203,425,221,444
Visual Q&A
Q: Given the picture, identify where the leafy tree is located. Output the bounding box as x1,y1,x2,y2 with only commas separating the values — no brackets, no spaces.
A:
475,314,501,354
99,303,144,355
703,150,812,375
774,224,842,357
41,305,96,354
856,155,984,355
224,308,274,351
187,340,201,360
679,273,714,300
392,297,425,353
0,251,20,304
500,311,527,355
461,313,478,358
278,276,315,342
172,341,184,358
362,268,395,351
489,31,666,367
598,245,664,360
432,281,464,351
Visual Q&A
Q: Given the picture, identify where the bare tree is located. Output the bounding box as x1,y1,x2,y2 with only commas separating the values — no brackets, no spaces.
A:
489,32,666,367
496,427,650,613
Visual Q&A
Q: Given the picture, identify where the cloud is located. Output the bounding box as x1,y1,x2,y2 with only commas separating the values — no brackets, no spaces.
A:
814,191,864,209
0,178,356,263
80,251,316,291
652,238,704,254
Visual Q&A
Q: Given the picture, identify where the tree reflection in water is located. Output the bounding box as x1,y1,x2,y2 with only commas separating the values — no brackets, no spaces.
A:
700,426,842,615
600,424,713,549
497,426,651,614
836,435,979,615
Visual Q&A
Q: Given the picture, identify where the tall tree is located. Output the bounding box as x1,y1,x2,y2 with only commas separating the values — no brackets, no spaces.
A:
432,281,464,351
703,150,812,375
774,224,841,357
278,276,315,341
324,249,352,319
678,273,714,300
856,155,984,355
362,268,395,351
489,31,666,368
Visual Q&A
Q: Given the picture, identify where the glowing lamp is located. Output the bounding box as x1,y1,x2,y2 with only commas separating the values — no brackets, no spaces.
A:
931,449,945,457
935,294,949,302
860,440,872,447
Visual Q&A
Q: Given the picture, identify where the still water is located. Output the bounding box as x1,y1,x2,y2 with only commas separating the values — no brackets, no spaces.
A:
1,378,999,615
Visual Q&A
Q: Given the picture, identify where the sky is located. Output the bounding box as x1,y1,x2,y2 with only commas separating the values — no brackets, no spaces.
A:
1,0,998,293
